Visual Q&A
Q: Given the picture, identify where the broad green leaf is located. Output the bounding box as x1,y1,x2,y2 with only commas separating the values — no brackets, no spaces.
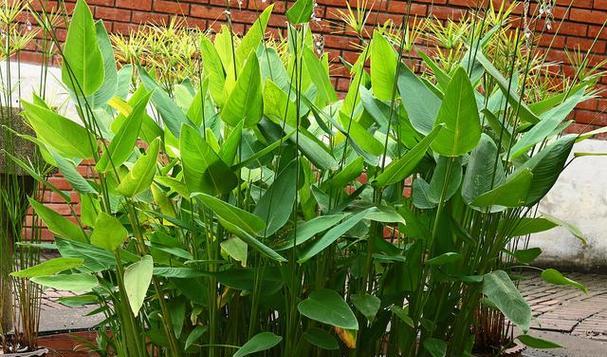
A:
194,193,264,236
124,255,154,316
423,338,447,357
221,238,248,266
298,209,369,263
365,206,406,225
287,0,314,24
351,293,381,322
90,212,128,251
156,176,189,198
233,332,282,357
542,214,587,245
303,48,336,105
186,83,207,127
507,217,558,236
298,289,359,330
412,177,436,209
185,326,207,351
61,0,104,96
54,238,132,273
51,152,97,194
235,131,295,169
390,306,414,328
276,213,348,251
323,157,364,189
483,270,531,332
462,134,505,204
80,193,100,227
31,273,98,292
11,257,84,278
529,82,587,115
541,268,587,293
254,160,298,236
373,124,443,187
428,157,462,203
200,36,226,105
472,169,533,208
398,64,441,135
21,100,95,159
214,268,283,292
235,5,273,69
180,125,238,195
419,51,450,90
110,86,161,145
220,217,286,262
139,67,189,137
220,122,243,165
222,53,262,127
338,112,384,156
510,89,588,159
511,248,542,264
97,91,151,172
475,51,539,124
169,298,186,338
520,135,576,206
259,47,290,90
483,108,513,152
431,67,481,156
263,79,297,127
214,25,236,80
57,294,97,307
91,20,117,107
28,198,87,242
303,328,339,350
517,334,562,349
370,31,398,101
284,123,338,170
153,268,206,279
117,137,161,197
426,252,462,266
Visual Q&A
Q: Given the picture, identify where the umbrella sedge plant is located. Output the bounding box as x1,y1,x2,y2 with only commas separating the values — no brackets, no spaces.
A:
6,0,607,356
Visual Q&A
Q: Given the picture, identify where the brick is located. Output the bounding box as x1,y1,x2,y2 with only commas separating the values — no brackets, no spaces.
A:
95,6,132,22
116,0,153,11
595,0,607,11
87,0,116,5
570,8,607,25
131,10,169,24
190,4,227,20
153,0,190,14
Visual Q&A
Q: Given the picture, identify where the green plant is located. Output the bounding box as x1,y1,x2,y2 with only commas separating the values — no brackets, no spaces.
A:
111,17,204,90
0,0,54,352
8,0,606,356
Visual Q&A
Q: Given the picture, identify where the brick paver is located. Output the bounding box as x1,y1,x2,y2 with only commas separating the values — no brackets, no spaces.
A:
520,272,607,341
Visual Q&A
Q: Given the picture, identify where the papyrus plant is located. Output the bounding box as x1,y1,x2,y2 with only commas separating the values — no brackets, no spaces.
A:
9,0,606,356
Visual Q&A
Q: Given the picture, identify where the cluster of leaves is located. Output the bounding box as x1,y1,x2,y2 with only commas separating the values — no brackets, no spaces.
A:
10,0,606,356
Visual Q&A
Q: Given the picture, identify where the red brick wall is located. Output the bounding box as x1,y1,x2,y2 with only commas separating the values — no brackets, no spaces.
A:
15,0,606,240
19,1,607,128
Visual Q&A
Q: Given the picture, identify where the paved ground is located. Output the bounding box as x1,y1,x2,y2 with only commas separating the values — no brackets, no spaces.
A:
39,289,101,333
520,272,607,356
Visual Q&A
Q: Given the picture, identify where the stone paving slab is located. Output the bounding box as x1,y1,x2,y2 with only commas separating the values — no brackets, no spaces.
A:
38,288,102,333
519,272,607,342
519,272,607,356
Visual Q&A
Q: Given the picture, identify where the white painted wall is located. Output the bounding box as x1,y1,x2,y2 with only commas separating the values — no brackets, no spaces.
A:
532,139,607,271
0,61,66,107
